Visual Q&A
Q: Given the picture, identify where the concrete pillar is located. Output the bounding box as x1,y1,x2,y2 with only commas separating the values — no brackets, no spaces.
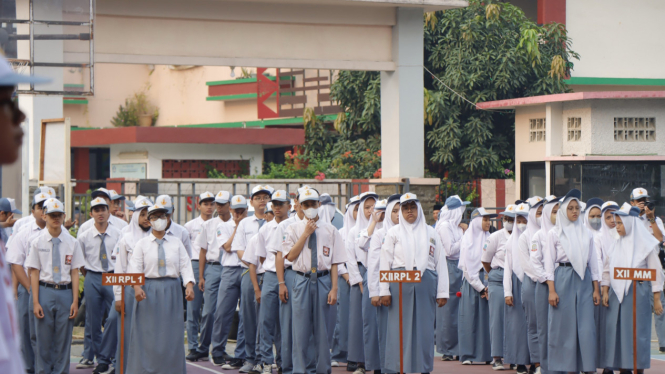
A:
380,7,424,179
545,102,563,157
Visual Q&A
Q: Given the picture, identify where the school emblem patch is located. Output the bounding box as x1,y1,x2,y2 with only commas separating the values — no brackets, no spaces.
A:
217,229,222,237
323,246,330,257
65,255,72,265
483,243,488,251
531,242,538,252
283,234,287,243
429,245,435,256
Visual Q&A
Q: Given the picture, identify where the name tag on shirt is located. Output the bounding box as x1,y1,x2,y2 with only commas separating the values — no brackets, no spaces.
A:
323,246,330,257
65,255,72,265
39,248,50,252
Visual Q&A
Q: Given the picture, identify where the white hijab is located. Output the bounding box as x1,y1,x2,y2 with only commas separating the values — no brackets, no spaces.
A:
508,215,527,281
341,201,359,240
584,204,602,235
609,213,660,303
458,216,490,275
540,202,557,238
599,207,619,257
318,195,336,224
122,198,153,252
397,201,428,273
556,197,591,279
355,197,377,235
435,206,450,229
383,200,399,232
525,203,542,241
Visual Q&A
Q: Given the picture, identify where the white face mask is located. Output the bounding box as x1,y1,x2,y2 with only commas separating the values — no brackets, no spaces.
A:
151,218,168,231
588,217,601,231
304,208,318,220
504,221,514,231
516,223,527,231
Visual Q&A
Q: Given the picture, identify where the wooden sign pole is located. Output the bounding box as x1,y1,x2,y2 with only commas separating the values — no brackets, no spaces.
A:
613,267,656,374
103,273,145,374
380,270,422,374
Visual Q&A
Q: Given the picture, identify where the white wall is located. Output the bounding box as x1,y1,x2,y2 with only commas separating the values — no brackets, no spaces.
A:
567,0,665,79
109,143,264,179
514,105,547,199
561,101,592,156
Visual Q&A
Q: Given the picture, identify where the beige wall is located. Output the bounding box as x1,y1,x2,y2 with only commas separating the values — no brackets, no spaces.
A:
514,105,547,198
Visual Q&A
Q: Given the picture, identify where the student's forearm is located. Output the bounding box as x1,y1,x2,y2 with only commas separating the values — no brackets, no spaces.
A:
223,227,238,253
286,234,308,262
276,253,285,283
482,262,491,274
546,280,556,293
367,221,377,237
30,269,40,305
236,250,245,261
652,223,663,242
71,270,79,304
11,264,30,290
249,265,260,292
331,264,338,290
592,280,599,293
199,249,207,280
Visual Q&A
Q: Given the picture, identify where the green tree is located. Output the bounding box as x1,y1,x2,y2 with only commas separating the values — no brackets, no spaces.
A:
326,0,578,179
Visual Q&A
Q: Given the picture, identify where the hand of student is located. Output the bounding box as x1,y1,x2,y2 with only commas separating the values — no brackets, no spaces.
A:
371,296,381,307
115,301,122,313
279,283,289,303
602,290,609,307
592,290,601,306
372,210,383,223
199,278,205,292
548,291,559,307
134,286,146,302
655,297,664,315
115,211,126,220
2,213,16,227
185,284,195,301
646,205,656,220
255,288,262,304
328,287,338,305
64,218,76,230
33,303,44,319
459,223,468,232
380,295,391,306
505,296,514,306
69,302,78,319
359,282,364,294
304,220,317,236
437,298,448,307
480,287,488,300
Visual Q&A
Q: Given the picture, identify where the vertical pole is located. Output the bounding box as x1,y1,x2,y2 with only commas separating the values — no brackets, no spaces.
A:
120,286,125,374
633,281,637,374
399,282,403,374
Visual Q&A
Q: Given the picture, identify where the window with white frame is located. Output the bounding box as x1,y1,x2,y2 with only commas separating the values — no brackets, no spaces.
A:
614,117,656,142
567,117,581,141
529,118,546,142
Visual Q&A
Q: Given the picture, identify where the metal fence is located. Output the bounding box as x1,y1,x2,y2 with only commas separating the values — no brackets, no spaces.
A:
71,178,409,225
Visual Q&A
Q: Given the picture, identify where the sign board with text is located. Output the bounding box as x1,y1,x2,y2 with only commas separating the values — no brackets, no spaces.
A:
380,270,422,283
102,273,145,286
613,268,656,281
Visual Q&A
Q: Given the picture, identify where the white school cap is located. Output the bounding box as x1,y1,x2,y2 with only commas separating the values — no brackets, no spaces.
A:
230,195,248,209
611,202,640,217
470,207,498,220
43,199,65,214
514,203,530,217
499,204,516,217
156,195,174,214
0,198,21,214
299,188,320,203
90,197,108,209
526,196,544,209
199,191,215,203
133,197,153,211
265,202,273,213
91,188,111,200
375,199,388,211
271,190,289,202
399,193,419,204
544,195,558,204
630,188,649,200
215,191,230,204
601,201,620,213
108,190,125,201
147,204,168,216
251,185,274,198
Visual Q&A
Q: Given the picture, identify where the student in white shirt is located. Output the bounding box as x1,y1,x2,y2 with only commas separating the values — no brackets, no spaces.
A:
26,199,85,374
601,203,663,373
502,203,531,374
184,191,215,358
367,194,399,373
458,208,496,365
187,190,235,362
346,191,378,374
111,196,152,374
543,189,601,373
79,188,128,234
0,197,20,241
77,197,122,374
233,185,273,373
126,203,194,374
331,195,360,368
256,191,291,373
284,188,347,374
629,187,665,242
209,194,252,368
155,194,193,258
8,187,55,244
108,190,127,222
379,193,449,374
435,195,469,361
480,204,516,369
6,192,49,373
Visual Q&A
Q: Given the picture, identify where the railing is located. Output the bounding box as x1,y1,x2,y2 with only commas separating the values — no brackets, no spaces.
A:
71,178,409,225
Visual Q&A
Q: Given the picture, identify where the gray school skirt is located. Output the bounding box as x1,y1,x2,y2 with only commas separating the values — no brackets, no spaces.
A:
127,277,187,374
458,270,491,363
504,273,530,366
384,268,437,374
602,281,652,370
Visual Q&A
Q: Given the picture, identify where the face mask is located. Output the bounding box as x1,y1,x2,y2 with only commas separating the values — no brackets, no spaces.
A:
151,218,168,231
550,215,557,225
588,217,601,231
304,208,318,220
516,223,527,231
504,221,514,231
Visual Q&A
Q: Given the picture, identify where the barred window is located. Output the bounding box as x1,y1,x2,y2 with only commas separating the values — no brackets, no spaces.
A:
529,118,546,142
567,118,581,141
614,117,656,142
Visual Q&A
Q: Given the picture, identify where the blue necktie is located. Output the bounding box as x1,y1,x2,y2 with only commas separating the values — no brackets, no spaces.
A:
99,233,109,271
52,237,62,283
258,219,266,228
309,228,317,282
156,238,167,276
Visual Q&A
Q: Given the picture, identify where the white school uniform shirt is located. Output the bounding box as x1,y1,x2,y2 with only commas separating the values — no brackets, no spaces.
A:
6,221,43,272
367,227,387,298
25,229,85,284
232,215,265,267
379,225,449,298
8,215,35,244
517,232,540,283
127,234,195,285
543,228,601,282
0,233,26,374
345,226,363,286
242,234,265,274
480,228,510,269
79,215,128,236
529,230,549,284
270,215,300,269
283,219,347,274
193,216,223,251
195,220,234,263
77,224,122,272
184,216,207,260
639,215,665,240
112,236,132,301
437,221,464,260
256,219,279,273
166,221,193,259
337,226,349,276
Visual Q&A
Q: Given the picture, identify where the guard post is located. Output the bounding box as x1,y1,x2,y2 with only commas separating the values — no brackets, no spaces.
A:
102,273,145,374
379,270,422,374
613,267,657,374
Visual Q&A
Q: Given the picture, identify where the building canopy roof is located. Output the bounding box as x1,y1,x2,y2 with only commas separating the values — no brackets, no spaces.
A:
477,91,665,110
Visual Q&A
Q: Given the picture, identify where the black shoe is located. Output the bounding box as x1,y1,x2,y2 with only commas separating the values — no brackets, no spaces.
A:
187,350,209,362
602,370,614,374
222,358,244,369
441,355,454,361
93,364,110,374
77,359,95,369
222,352,234,361
374,370,381,374
516,365,528,374
528,365,536,374
660,346,665,353
212,356,227,366
347,362,358,372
